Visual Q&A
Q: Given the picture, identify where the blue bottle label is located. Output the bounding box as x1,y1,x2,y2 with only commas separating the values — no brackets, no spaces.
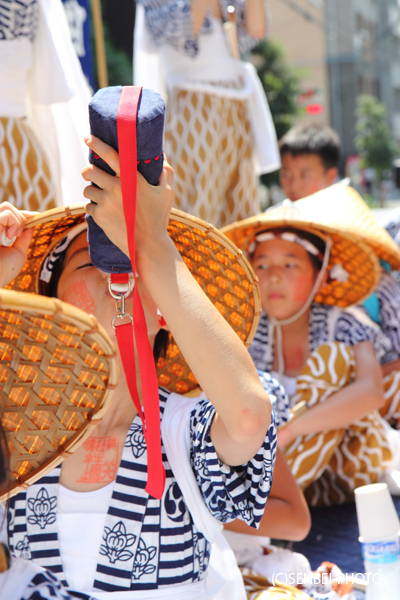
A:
361,539,400,564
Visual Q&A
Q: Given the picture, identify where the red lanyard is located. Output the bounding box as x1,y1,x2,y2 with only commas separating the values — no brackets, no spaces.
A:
112,86,165,499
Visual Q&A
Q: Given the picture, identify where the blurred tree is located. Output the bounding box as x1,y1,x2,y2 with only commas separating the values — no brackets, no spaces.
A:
354,94,398,207
250,38,303,188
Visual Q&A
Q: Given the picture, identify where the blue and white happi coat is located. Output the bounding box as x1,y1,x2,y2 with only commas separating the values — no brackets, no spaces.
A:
249,302,394,374
8,389,277,594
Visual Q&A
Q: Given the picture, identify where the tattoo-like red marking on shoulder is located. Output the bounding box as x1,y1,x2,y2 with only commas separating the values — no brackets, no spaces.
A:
77,436,119,483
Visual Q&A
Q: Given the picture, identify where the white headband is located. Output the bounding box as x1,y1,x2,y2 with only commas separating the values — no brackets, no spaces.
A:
248,230,324,260
39,222,88,284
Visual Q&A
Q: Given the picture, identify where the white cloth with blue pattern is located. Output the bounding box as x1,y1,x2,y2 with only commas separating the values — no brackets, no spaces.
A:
250,303,394,376
8,389,276,598
0,556,96,600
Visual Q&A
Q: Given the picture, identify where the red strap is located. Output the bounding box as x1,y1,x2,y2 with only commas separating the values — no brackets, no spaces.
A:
116,86,165,499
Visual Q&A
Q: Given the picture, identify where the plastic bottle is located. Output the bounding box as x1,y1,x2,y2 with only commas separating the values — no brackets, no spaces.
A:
355,483,400,599
361,537,400,599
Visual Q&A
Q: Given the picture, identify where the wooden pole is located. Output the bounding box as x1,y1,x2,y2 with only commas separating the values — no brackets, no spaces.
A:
223,5,240,59
91,0,108,88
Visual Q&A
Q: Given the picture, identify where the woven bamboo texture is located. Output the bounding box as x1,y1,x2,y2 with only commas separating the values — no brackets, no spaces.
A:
222,197,382,308
8,205,261,396
6,204,87,295
299,184,400,270
0,290,118,501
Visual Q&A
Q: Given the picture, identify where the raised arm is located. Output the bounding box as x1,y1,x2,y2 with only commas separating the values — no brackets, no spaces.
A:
278,340,384,448
83,136,272,467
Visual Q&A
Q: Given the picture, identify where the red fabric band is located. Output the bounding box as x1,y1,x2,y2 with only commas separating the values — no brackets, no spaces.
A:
115,86,165,499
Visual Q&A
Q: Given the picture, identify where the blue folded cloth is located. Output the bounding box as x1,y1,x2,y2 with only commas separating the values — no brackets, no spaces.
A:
87,86,165,273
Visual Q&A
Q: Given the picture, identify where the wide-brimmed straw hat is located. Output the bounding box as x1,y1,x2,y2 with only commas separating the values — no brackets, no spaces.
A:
295,183,400,270
7,205,261,396
221,188,384,309
0,289,118,501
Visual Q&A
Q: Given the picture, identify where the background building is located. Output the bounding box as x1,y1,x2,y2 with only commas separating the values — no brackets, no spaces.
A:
267,0,329,125
268,0,400,166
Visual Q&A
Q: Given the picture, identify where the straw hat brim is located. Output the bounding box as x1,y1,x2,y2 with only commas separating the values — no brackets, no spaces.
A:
285,184,400,270
221,207,381,309
0,289,118,501
7,205,261,396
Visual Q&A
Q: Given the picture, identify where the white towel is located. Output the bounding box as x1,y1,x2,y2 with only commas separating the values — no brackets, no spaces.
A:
162,393,247,600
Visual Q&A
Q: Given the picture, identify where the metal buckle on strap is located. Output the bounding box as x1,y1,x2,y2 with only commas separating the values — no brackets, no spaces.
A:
108,276,134,329
112,313,133,329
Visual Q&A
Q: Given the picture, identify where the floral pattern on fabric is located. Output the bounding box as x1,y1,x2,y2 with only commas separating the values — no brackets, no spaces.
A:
16,535,32,560
124,422,147,458
100,521,136,564
189,399,277,527
132,538,157,580
27,488,57,530
9,389,276,591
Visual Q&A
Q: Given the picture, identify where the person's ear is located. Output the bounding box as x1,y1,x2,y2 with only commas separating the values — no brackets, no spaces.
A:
326,167,339,186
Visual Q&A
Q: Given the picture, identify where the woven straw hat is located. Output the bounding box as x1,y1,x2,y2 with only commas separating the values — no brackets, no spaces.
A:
7,205,261,396
0,289,118,501
294,183,400,270
221,191,383,309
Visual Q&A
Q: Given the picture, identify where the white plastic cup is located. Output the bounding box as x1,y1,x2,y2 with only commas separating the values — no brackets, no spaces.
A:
355,483,400,543
355,484,400,599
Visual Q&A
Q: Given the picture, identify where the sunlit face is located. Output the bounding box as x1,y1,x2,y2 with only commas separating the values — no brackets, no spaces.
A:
252,238,319,321
56,232,160,343
279,153,338,202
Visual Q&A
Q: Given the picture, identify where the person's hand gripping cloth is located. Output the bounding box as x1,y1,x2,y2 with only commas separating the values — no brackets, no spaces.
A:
87,86,165,499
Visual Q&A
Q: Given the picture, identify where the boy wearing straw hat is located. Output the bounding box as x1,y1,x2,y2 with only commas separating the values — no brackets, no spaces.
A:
222,192,395,506
277,124,400,429
0,139,281,598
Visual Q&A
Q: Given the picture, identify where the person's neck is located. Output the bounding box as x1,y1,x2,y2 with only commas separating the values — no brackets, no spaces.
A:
280,308,311,338
271,308,311,377
93,352,142,437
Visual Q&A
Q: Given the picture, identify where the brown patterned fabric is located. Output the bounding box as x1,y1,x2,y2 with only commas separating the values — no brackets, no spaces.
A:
0,117,56,211
164,89,259,229
381,369,400,428
282,342,392,506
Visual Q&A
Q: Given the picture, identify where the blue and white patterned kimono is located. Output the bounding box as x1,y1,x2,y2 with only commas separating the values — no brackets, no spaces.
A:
8,389,277,595
249,302,394,374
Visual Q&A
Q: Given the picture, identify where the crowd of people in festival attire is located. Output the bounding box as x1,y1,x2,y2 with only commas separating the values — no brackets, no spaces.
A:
2,1,400,600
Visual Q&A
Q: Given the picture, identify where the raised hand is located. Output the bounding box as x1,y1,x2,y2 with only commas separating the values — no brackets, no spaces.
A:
82,135,175,271
0,203,33,288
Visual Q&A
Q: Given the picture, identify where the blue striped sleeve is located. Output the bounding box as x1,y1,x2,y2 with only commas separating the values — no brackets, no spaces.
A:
189,400,277,528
